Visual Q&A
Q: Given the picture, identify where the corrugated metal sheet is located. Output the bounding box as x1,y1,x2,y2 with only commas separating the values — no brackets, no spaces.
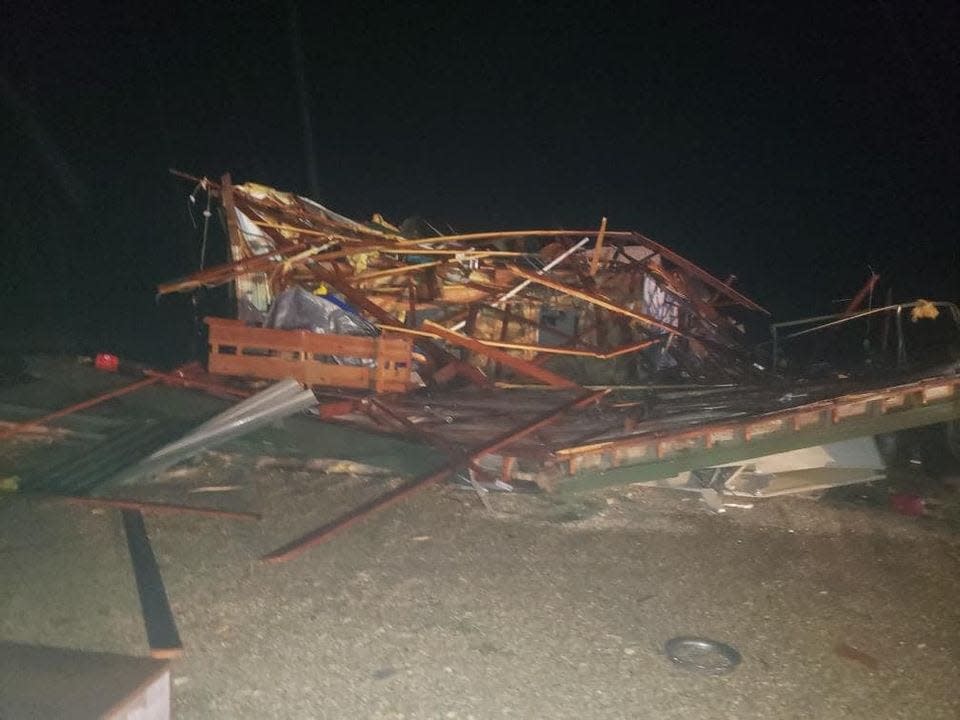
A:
12,420,187,495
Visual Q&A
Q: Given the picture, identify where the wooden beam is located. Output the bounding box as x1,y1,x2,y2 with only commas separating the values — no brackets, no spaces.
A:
420,321,580,388
589,216,608,277
631,232,768,314
384,325,658,359
351,260,444,283
843,273,881,315
157,241,393,296
157,243,308,295
387,249,530,257
219,173,245,261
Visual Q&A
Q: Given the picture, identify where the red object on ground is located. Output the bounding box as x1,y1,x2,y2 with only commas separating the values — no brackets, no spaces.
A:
94,353,120,372
890,493,925,516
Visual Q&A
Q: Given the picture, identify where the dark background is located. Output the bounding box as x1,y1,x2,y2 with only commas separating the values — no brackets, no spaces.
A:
2,1,958,365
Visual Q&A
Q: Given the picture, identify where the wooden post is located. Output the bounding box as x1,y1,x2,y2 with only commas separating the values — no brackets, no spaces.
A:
219,173,244,259
464,304,481,368
373,336,385,394
219,173,245,314
407,279,417,328
589,216,608,277
496,306,513,379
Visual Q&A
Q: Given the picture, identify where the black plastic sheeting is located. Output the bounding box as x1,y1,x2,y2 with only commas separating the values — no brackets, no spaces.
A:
266,287,378,337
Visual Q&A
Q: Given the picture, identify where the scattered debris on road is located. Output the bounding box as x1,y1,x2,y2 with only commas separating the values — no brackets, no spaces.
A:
3,171,960,658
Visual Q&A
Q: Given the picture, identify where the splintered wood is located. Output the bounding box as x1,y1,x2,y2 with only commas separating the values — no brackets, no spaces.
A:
163,172,765,391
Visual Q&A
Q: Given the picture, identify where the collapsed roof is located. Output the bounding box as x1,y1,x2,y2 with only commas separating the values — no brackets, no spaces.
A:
161,172,767,386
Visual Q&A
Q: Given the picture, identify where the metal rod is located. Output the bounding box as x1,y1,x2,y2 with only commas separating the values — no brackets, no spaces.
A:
63,496,260,521
774,301,960,338
0,376,162,442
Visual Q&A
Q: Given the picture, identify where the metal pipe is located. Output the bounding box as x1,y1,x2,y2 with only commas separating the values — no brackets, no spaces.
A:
896,305,906,366
779,301,960,341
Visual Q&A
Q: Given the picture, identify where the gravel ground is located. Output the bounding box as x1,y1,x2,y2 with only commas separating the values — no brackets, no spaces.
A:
2,457,960,719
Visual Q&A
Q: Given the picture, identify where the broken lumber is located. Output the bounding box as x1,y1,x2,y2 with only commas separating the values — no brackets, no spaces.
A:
419,320,580,388
506,265,689,338
589,216,608,276
630,232,768,314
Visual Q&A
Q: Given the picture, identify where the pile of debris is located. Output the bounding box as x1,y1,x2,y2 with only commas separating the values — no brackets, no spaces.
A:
4,171,960,659
161,172,766,391
151,172,960,494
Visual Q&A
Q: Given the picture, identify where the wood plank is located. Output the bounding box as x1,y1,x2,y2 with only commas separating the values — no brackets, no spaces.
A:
352,260,444,282
205,317,412,391
556,380,960,493
631,231,768,314
589,216,608,276
209,354,408,392
157,242,310,295
206,318,410,358
121,510,183,659
219,173,245,261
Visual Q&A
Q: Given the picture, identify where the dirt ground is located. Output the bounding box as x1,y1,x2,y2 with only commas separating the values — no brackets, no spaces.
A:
2,454,960,719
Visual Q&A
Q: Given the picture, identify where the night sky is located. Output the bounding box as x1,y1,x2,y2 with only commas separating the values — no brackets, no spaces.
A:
3,1,958,363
